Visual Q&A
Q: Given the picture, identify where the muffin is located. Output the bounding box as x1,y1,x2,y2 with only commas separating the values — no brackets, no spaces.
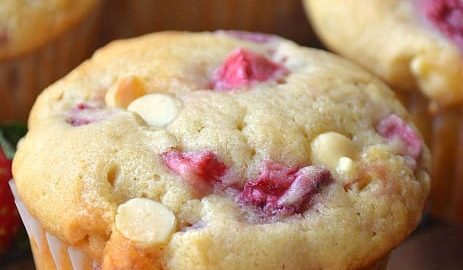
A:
101,0,317,46
0,0,102,121
304,0,463,222
12,31,429,270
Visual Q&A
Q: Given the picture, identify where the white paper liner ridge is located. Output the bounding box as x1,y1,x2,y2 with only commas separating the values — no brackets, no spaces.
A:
9,180,98,270
8,180,389,270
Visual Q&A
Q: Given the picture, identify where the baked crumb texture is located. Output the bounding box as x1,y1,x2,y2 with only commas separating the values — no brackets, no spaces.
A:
13,31,430,270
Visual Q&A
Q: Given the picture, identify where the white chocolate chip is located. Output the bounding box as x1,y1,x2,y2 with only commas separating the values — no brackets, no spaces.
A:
105,76,146,108
410,57,427,77
336,156,354,174
115,198,176,247
336,156,358,182
311,132,358,171
410,56,455,103
127,93,181,127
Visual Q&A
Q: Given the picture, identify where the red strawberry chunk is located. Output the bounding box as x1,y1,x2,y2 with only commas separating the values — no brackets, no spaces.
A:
239,162,332,217
161,150,227,193
420,0,463,49
0,147,20,253
377,114,422,159
277,166,332,208
212,48,287,90
239,162,297,205
215,30,276,43
67,102,107,126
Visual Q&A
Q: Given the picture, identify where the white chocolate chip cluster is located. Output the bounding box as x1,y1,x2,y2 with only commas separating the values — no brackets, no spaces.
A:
105,76,182,128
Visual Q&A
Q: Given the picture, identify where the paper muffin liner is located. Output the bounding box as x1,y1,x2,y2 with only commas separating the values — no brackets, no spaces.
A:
397,91,463,223
0,3,102,122
9,179,392,269
9,180,98,270
102,0,317,46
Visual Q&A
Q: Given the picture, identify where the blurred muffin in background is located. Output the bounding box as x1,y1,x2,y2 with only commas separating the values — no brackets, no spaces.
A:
0,0,102,121
101,0,318,46
304,0,463,223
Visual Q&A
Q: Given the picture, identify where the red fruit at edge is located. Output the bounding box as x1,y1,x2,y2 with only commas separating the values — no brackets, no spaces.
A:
0,147,20,253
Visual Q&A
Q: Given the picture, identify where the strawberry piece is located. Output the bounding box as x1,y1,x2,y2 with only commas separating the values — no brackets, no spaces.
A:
239,162,298,207
67,102,107,126
420,0,463,49
212,48,287,90
216,30,276,43
277,166,332,209
161,150,227,194
239,161,332,218
0,147,20,254
377,114,422,159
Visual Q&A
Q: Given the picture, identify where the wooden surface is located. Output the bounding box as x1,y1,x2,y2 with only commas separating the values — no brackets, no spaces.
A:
2,219,462,269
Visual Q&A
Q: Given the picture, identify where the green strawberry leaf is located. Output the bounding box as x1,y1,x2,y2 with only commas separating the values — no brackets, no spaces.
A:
0,123,27,145
0,131,15,159
0,123,27,159
13,227,30,251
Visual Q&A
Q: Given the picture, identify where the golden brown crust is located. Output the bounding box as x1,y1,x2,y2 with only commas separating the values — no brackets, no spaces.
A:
102,231,159,270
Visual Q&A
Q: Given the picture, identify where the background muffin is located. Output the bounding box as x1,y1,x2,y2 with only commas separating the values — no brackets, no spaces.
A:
0,0,102,121
12,31,429,269
304,0,463,223
101,0,317,46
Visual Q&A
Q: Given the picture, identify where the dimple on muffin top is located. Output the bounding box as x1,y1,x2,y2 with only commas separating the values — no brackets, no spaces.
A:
13,31,430,270
0,0,98,59
305,0,463,107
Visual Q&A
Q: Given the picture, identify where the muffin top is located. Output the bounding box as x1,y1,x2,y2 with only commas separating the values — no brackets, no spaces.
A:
305,0,463,107
0,0,98,59
13,31,430,270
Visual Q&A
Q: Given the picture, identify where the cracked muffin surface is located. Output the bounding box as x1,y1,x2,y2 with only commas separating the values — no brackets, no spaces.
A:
13,31,430,270
305,0,463,106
